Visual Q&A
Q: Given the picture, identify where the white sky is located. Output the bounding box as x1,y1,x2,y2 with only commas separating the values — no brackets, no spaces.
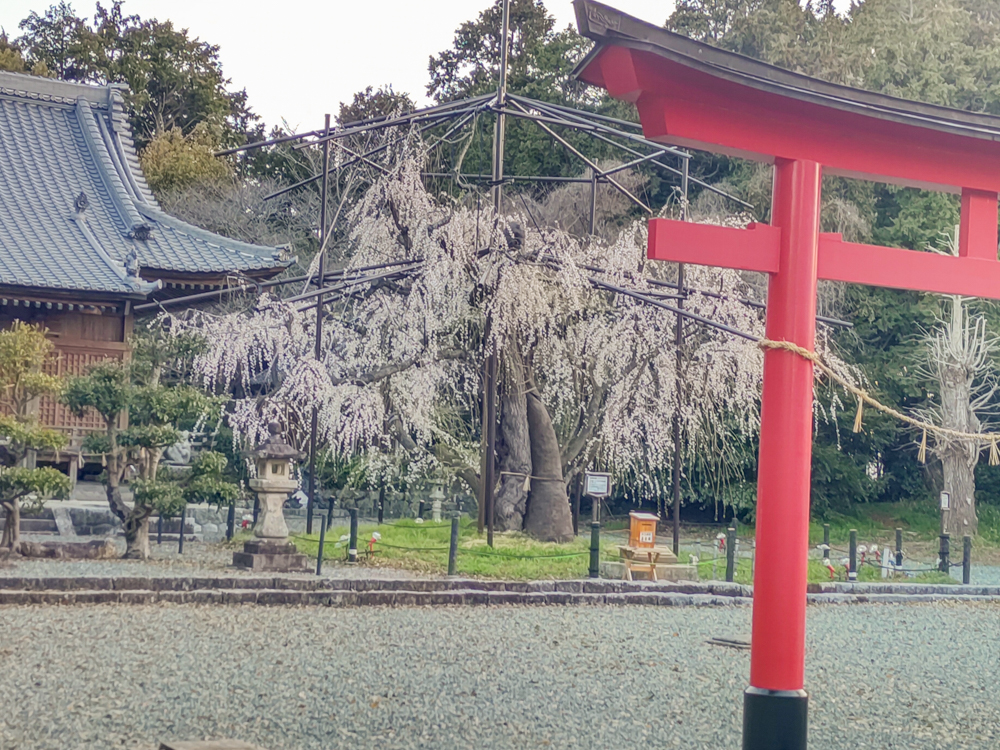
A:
0,1,677,132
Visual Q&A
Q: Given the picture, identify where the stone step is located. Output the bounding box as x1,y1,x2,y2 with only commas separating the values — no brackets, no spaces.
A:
4,517,59,533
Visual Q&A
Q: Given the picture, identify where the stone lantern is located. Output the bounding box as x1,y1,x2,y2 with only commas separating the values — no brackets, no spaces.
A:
232,421,310,572
430,483,445,523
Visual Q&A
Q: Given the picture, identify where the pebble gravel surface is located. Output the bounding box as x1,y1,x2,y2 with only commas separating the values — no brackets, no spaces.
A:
0,540,423,580
1,601,997,749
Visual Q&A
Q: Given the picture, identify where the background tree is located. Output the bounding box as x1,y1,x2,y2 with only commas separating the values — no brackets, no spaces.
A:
140,122,232,194
15,1,257,149
0,322,70,551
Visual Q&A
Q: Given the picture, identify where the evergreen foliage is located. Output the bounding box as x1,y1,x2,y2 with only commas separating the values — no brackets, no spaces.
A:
0,323,70,551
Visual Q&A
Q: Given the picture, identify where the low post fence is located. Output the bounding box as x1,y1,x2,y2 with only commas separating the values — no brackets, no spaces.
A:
288,521,975,585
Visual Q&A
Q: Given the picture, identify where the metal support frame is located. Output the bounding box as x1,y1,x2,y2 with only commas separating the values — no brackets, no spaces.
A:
479,0,510,548
307,113,332,535
503,101,651,214
671,158,689,556
508,93,752,210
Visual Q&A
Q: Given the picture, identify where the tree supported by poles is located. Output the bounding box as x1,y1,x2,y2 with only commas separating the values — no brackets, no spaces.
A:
185,0,849,545
198,8,744,542
574,0,1000,747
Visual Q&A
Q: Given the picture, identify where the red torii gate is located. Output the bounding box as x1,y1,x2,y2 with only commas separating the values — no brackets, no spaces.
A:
573,2,1000,748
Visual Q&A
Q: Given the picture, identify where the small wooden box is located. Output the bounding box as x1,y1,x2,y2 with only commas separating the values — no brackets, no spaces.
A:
629,511,659,548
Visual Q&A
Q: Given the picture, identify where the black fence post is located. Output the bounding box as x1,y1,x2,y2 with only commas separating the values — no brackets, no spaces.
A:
963,535,971,585
348,508,358,563
448,516,459,576
178,507,186,554
589,521,600,579
316,516,327,576
848,529,857,581
252,495,259,525
226,502,236,541
377,484,385,525
571,474,581,537
895,528,903,567
157,515,163,545
726,527,737,583
822,523,830,561
939,533,950,574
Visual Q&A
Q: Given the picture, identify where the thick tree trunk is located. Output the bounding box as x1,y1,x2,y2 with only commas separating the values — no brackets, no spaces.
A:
942,447,978,536
123,514,151,560
105,480,152,560
938,346,979,536
523,371,575,542
1,501,20,552
495,348,531,531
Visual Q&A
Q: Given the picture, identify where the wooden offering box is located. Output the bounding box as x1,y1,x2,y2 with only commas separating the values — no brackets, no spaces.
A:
629,512,659,548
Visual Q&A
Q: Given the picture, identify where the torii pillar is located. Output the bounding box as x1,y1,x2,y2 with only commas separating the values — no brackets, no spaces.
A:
574,1,1000,747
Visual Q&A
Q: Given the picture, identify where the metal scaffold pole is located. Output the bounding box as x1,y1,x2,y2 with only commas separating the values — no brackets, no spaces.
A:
672,158,689,556
307,113,331,535
480,0,509,547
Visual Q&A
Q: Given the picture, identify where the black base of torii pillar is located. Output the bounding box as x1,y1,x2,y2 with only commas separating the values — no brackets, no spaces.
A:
743,688,808,750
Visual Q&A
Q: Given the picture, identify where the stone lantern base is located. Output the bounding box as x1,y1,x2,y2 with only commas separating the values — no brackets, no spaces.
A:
233,539,310,572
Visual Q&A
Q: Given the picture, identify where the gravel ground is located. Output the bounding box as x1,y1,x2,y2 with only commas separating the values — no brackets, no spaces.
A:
0,540,424,580
0,601,997,749
951,564,1000,585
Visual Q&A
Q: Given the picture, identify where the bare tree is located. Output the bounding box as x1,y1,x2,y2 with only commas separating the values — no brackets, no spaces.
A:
920,293,999,536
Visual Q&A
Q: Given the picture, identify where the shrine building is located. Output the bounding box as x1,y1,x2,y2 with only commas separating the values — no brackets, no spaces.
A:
0,70,290,449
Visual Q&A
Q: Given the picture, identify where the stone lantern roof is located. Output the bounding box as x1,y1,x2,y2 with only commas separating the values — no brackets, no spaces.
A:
245,422,305,462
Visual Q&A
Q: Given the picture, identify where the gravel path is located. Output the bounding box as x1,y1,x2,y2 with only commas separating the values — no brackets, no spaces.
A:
0,601,996,749
0,540,424,580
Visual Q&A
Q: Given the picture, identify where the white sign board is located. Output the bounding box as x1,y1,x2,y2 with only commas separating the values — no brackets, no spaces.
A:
584,471,611,497
940,491,951,510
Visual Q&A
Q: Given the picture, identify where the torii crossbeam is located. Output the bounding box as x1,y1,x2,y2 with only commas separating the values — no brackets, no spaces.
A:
573,2,1000,748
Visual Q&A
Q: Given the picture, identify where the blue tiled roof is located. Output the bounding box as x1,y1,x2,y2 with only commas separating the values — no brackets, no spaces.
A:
0,72,289,298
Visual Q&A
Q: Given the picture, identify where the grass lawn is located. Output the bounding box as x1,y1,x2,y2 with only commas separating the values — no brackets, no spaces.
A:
291,518,623,580
287,511,964,583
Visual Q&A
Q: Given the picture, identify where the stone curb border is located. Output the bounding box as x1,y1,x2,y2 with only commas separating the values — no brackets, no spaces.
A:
0,577,998,606
0,576,750,596
0,589,752,607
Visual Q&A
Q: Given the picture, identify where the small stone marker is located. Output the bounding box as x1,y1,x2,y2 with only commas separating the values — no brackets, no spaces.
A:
159,742,265,750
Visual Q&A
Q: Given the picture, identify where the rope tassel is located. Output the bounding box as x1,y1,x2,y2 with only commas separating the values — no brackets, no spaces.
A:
852,397,864,434
990,437,1000,467
918,430,928,465
522,474,531,492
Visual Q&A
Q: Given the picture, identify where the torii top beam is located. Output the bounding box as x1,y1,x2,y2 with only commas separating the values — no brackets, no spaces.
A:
572,0,1000,299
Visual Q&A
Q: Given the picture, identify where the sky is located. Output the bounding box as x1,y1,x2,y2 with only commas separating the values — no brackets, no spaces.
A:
0,0,676,132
